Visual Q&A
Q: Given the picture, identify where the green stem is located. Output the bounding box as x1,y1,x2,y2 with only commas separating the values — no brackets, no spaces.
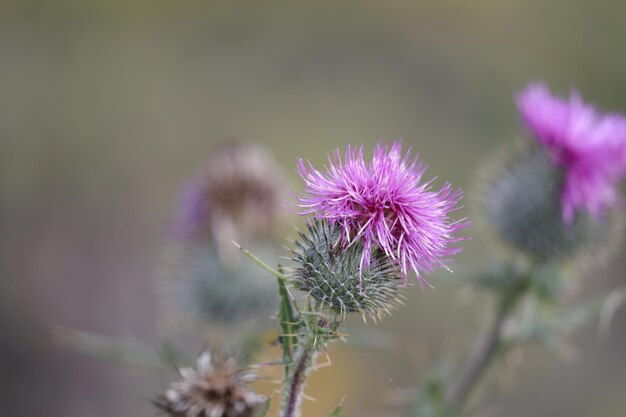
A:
233,241,292,282
446,277,530,410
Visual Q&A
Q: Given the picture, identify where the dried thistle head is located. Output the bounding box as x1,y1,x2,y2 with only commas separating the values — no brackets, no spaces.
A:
155,351,265,417
176,142,288,247
291,220,404,320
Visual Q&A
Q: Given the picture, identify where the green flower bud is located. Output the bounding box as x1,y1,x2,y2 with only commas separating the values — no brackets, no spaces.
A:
291,220,403,320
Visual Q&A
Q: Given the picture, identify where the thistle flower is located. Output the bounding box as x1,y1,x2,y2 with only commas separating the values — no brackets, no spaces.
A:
291,220,403,319
517,83,626,223
154,351,265,417
176,142,287,246
480,142,620,263
164,143,282,329
296,141,467,287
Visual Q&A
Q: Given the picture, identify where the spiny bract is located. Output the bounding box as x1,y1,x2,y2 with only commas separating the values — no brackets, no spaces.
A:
291,220,403,319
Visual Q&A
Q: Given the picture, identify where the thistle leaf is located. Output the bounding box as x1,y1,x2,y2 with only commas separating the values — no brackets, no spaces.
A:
277,266,298,374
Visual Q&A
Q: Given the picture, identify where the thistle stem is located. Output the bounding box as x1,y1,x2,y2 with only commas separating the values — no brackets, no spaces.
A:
233,241,292,282
281,337,317,417
446,277,530,410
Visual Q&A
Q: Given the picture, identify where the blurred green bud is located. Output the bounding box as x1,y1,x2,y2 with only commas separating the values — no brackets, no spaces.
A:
160,242,278,326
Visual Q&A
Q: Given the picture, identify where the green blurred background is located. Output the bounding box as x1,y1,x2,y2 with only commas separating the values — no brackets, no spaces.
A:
2,1,626,416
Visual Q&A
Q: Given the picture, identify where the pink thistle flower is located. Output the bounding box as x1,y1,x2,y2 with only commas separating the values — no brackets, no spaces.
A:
517,83,626,223
296,141,467,288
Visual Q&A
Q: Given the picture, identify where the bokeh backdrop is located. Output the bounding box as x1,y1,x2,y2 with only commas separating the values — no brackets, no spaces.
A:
2,1,626,416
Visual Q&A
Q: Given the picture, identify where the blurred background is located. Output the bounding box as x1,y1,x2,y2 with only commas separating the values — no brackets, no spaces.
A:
2,1,626,416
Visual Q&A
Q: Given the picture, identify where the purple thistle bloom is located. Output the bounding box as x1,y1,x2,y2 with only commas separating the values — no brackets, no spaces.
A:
517,83,626,223
296,141,467,288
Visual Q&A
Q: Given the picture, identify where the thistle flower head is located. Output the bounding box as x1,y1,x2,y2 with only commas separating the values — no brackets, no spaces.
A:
517,83,626,223
155,351,265,417
291,220,403,319
480,143,620,263
297,141,467,287
176,142,287,244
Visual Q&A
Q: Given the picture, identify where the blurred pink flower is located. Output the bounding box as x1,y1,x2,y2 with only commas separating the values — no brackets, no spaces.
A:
517,83,626,223
296,141,467,288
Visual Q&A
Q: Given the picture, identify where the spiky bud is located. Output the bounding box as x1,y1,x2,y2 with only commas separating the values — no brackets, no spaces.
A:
291,220,403,319
154,351,265,417
160,243,278,325
480,143,621,263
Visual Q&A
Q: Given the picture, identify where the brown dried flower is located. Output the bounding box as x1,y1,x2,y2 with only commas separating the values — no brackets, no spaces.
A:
155,351,265,417
176,142,287,248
